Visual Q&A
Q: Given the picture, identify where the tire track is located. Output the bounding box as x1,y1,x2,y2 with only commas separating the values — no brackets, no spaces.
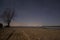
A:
0,29,14,40
6,30,15,40
22,31,30,40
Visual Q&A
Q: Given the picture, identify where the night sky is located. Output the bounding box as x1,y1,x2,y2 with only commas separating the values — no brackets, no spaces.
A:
0,0,60,26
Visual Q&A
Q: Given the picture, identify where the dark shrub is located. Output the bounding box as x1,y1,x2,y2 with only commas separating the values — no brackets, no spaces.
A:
5,25,10,28
0,23,3,28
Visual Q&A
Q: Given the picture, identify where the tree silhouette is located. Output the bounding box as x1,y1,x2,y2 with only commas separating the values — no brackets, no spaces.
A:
1,8,15,27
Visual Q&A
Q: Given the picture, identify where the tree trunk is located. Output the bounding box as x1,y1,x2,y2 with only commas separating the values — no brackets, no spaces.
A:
7,22,10,27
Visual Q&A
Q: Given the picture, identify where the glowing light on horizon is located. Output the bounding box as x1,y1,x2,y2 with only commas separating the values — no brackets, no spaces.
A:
10,22,42,26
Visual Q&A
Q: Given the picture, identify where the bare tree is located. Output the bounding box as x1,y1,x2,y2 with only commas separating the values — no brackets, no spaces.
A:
1,8,15,27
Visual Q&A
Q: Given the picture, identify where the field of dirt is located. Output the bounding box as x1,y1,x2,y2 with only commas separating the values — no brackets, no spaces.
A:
0,27,60,40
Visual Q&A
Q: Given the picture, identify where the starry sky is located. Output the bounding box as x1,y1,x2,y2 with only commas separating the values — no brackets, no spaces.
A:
0,0,60,26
